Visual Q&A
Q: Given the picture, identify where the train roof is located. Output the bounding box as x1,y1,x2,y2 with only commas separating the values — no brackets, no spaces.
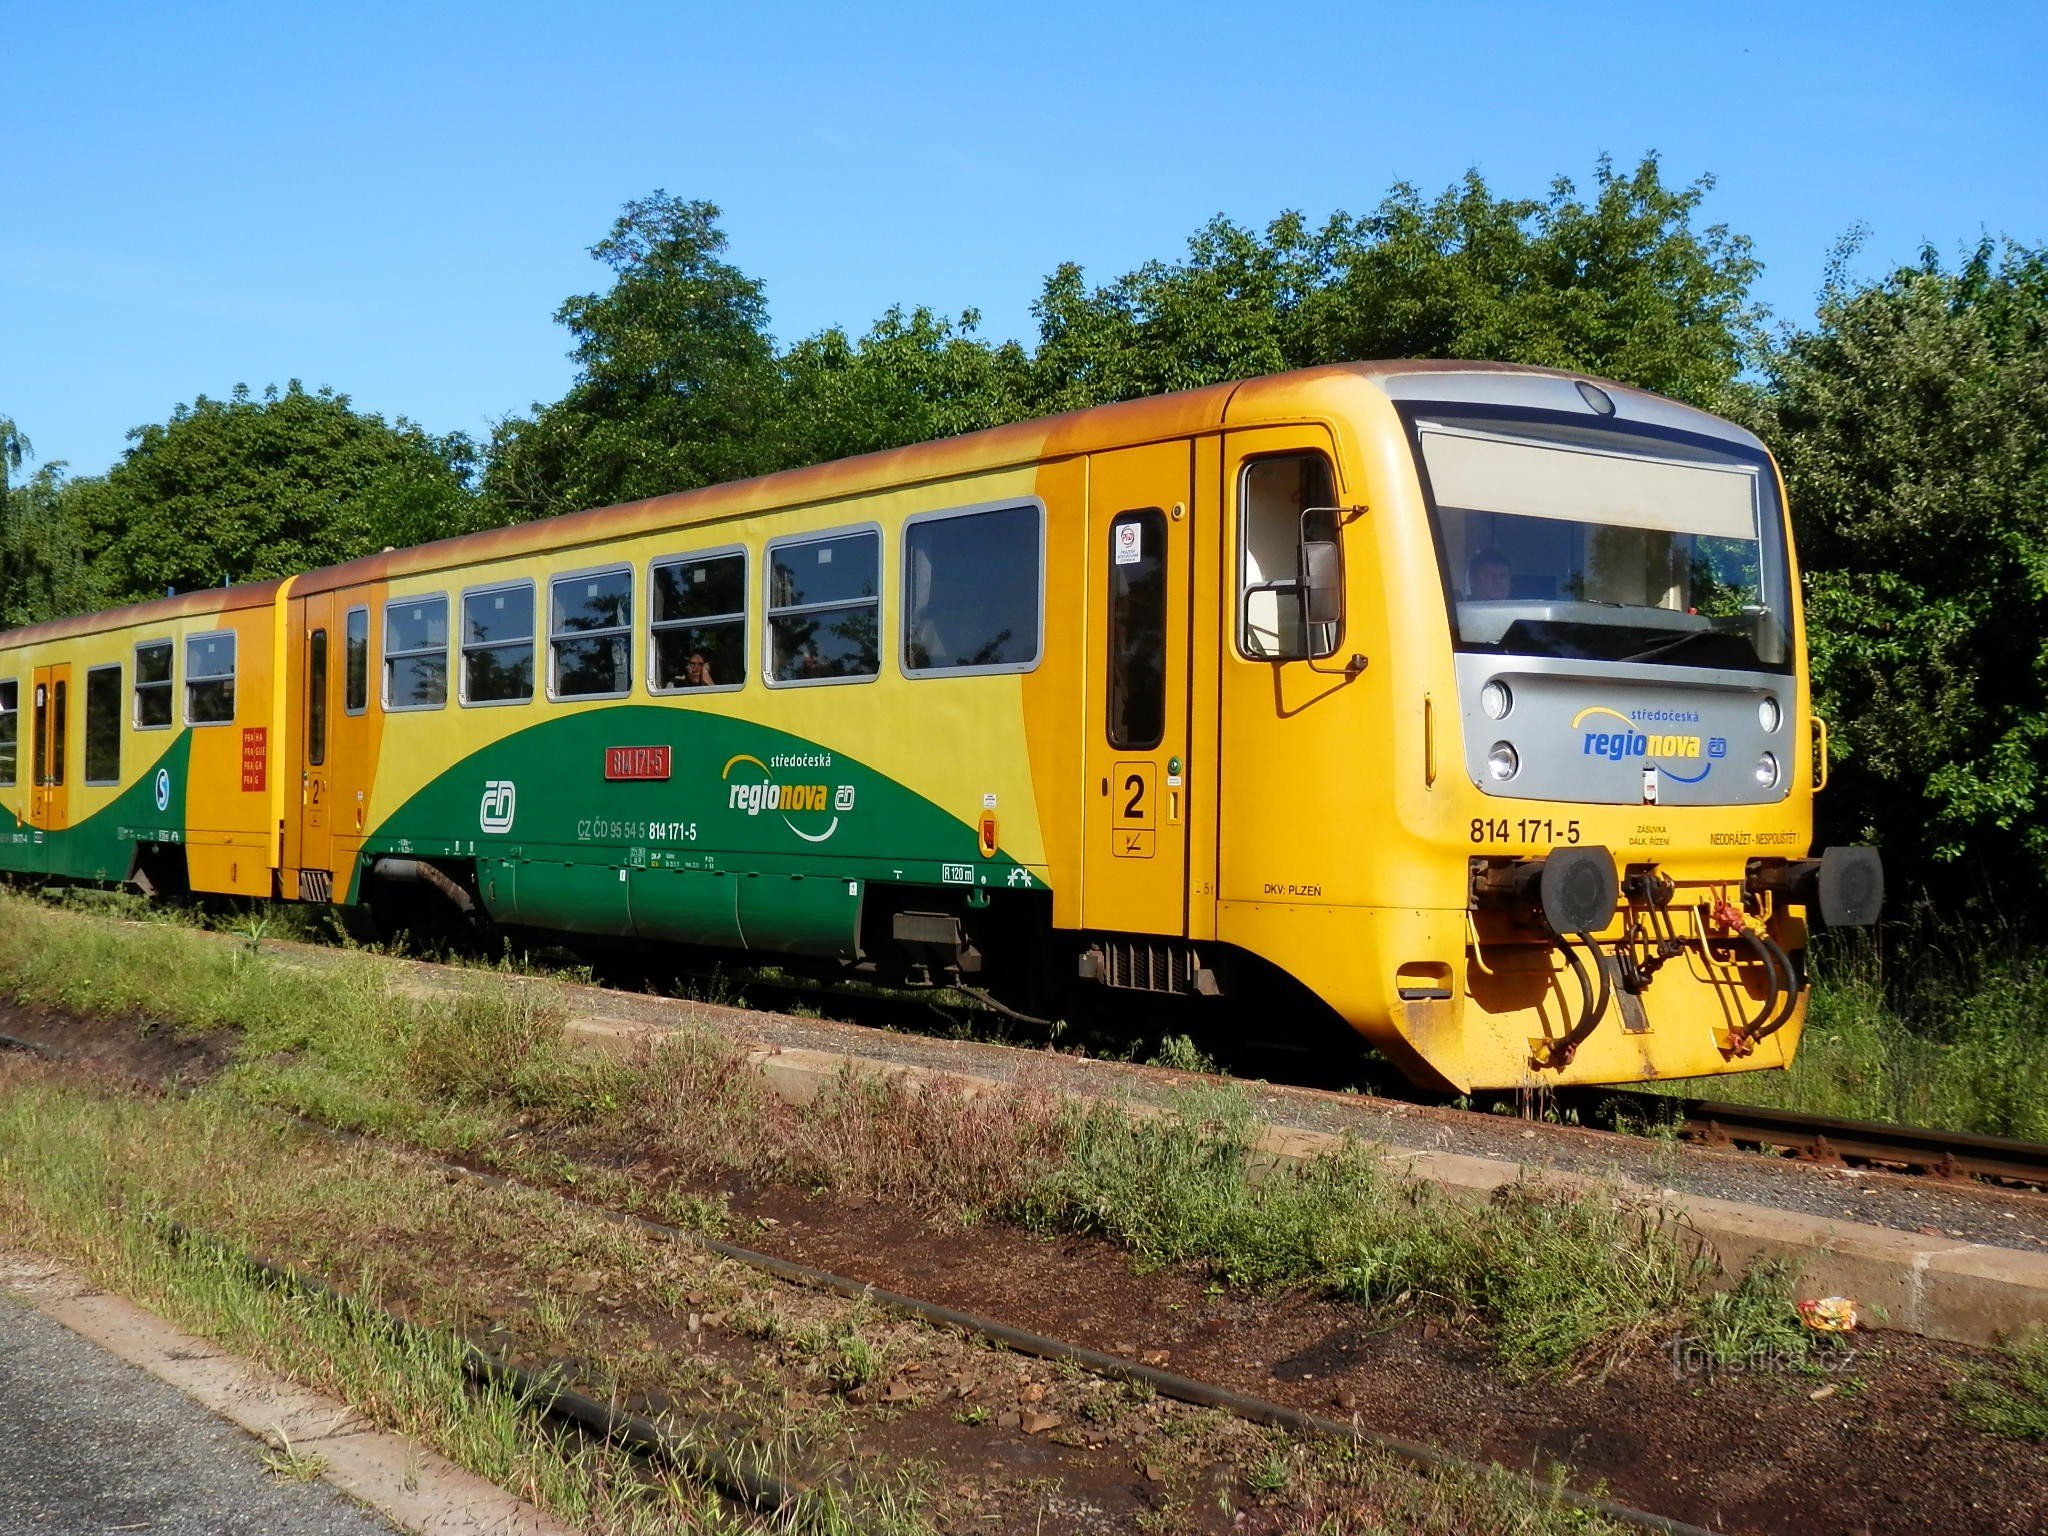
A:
2,360,1741,636
294,359,1689,595
0,577,287,650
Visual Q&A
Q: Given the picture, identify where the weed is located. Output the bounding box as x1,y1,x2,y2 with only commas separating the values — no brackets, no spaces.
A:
1953,1333,2048,1440
261,1431,327,1483
1146,1034,1219,1074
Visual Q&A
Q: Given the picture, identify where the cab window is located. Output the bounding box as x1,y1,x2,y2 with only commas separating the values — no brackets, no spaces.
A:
1239,454,1340,660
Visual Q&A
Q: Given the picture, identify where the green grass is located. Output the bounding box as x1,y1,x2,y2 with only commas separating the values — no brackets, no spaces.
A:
1953,1333,2048,1440
1664,928,2048,1140
0,889,1803,1382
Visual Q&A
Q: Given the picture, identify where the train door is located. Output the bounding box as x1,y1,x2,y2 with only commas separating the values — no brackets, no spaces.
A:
1081,442,1193,936
29,663,70,839
285,593,342,898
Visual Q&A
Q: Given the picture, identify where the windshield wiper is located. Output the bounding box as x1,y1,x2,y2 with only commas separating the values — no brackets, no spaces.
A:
1619,628,1745,665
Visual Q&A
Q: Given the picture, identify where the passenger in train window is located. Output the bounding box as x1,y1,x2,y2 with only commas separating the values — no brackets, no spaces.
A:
1466,547,1513,601
683,652,716,687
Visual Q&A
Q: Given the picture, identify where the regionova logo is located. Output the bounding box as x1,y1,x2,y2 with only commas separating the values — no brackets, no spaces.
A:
1570,706,1718,784
722,753,856,844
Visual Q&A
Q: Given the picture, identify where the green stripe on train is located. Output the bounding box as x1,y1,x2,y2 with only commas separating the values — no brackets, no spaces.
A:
0,733,192,883
363,706,1039,958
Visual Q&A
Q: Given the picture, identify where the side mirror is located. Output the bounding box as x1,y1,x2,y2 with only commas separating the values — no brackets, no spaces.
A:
1301,539,1342,628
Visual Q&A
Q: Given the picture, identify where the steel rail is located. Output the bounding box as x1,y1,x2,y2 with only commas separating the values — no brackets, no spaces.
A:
0,1026,1719,1536
1561,1086,2048,1187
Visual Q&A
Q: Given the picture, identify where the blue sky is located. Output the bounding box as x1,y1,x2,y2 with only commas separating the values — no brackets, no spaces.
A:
5,1,2043,479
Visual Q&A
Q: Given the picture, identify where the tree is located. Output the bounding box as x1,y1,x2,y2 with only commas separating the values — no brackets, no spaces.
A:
770,306,1034,468
71,382,481,607
1027,155,1764,413
0,461,98,628
484,194,779,519
1770,239,2048,907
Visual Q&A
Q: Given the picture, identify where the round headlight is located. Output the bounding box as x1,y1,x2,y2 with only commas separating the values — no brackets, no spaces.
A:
1481,680,1513,720
1758,697,1782,733
1488,742,1520,781
1755,752,1780,789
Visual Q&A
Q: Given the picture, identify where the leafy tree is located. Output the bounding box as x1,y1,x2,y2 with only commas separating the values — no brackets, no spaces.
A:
70,382,480,607
771,305,1033,468
0,461,99,628
484,194,779,519
1028,155,1764,413
1770,239,2048,905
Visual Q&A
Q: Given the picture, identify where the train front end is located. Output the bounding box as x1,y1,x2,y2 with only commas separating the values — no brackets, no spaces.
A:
1370,371,1880,1088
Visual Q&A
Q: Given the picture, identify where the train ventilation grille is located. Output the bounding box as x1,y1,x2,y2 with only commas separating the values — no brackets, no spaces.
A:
298,869,334,903
1079,938,1221,996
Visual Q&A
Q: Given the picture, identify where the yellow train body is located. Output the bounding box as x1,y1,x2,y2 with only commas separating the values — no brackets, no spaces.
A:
0,362,1877,1090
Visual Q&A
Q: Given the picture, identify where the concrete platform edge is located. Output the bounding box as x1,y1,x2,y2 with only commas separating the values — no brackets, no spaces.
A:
0,1250,578,1536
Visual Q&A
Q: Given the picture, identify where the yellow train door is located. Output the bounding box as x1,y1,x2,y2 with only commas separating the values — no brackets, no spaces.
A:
285,594,339,898
29,664,70,837
1081,442,1193,936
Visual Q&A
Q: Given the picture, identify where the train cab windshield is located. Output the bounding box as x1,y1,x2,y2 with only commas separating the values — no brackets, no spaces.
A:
1408,408,1794,673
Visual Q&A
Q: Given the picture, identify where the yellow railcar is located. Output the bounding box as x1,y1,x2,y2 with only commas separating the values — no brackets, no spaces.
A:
0,362,1880,1089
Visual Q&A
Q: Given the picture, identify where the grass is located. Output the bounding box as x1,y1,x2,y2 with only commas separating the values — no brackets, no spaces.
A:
0,888,1800,1383
1663,926,2048,1139
1952,1333,2048,1440
0,1064,1627,1536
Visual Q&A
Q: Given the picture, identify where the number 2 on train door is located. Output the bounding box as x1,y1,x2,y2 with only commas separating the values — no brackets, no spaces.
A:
1112,760,1156,859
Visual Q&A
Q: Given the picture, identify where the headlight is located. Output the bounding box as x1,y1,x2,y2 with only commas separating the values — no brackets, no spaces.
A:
1488,742,1520,781
1755,752,1780,789
1481,680,1513,719
1758,697,1782,733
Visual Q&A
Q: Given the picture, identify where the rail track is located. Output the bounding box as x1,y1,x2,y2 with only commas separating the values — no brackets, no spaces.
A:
1551,1087,2048,1190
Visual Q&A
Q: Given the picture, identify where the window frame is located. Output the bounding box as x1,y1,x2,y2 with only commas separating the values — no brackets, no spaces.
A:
0,678,17,789
899,499,1046,680
458,578,539,709
763,523,885,690
132,640,174,731
1105,507,1169,752
649,545,748,697
84,662,123,786
382,593,451,713
1234,450,1344,663
183,629,238,727
546,563,636,703
344,605,370,716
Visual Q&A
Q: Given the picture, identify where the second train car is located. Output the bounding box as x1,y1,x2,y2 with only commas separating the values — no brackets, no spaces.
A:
0,361,1882,1090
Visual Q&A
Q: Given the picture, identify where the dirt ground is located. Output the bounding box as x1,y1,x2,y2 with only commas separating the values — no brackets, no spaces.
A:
3,1000,2043,1536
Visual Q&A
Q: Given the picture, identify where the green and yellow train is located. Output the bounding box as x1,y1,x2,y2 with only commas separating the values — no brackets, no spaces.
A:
0,362,1881,1090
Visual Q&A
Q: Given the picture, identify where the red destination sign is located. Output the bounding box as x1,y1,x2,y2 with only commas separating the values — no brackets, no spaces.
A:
240,727,268,792
604,745,672,782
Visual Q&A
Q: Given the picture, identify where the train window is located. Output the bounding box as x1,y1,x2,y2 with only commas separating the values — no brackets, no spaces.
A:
550,568,633,699
902,504,1043,676
345,606,369,714
185,631,236,725
307,629,328,766
47,680,67,785
1239,453,1341,660
766,529,880,685
133,641,173,729
384,596,448,711
462,582,536,705
85,665,122,785
1107,509,1167,750
651,551,744,693
0,680,16,788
